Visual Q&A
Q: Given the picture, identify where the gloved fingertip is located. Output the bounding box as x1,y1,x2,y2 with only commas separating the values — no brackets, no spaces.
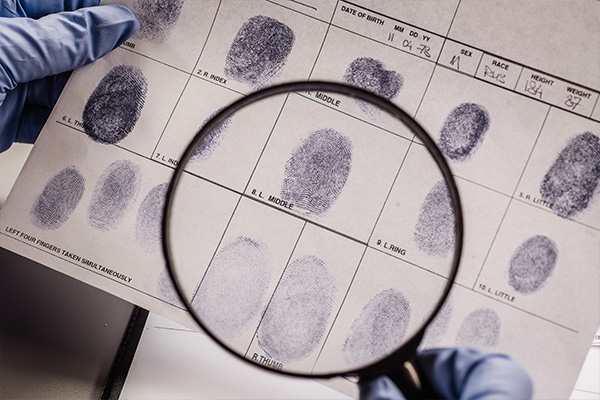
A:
95,4,140,47
358,376,406,400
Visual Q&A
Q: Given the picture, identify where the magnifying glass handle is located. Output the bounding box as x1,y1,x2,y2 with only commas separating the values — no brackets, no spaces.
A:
388,358,440,400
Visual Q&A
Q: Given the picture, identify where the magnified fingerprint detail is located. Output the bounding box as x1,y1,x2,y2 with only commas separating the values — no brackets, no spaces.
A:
419,296,454,350
224,15,295,88
455,308,500,349
82,65,148,145
414,180,455,257
133,0,184,43
343,289,411,367
257,255,336,363
540,132,600,218
88,160,141,231
342,57,403,100
191,110,232,162
281,129,353,216
509,235,558,294
135,183,168,252
31,167,85,230
157,268,185,307
192,236,272,339
438,103,490,161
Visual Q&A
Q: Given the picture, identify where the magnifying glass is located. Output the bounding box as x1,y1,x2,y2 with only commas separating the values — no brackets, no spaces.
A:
162,81,463,398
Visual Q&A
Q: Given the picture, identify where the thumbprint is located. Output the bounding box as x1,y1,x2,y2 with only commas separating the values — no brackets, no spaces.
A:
281,129,353,217
414,180,455,258
224,15,295,89
192,236,272,339
135,183,168,252
419,296,454,350
190,109,232,162
455,308,500,349
88,160,141,231
31,167,85,230
82,65,148,145
540,132,600,218
509,235,558,294
438,103,490,162
342,57,403,100
343,289,411,367
257,255,336,363
133,0,184,43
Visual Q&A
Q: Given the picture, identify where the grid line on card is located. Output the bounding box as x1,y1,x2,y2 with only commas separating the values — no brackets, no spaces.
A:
306,0,339,79
243,221,308,358
472,107,552,290
151,0,224,157
267,0,320,19
309,244,369,373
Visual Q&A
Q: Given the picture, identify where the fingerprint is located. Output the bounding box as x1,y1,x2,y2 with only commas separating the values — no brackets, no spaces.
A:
342,57,403,100
455,308,500,349
82,65,148,145
87,160,141,231
419,296,454,350
281,129,353,216
257,255,336,363
509,235,558,294
132,0,184,43
414,180,455,258
135,183,168,252
224,15,295,89
438,103,490,162
540,132,600,218
31,167,85,230
343,289,411,367
190,109,231,162
192,236,272,339
157,268,185,307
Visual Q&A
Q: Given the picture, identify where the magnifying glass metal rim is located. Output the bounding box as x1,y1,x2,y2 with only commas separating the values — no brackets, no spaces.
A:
162,80,463,380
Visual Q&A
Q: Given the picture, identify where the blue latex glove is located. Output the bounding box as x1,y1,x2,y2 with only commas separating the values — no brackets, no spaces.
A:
359,347,533,400
0,0,139,152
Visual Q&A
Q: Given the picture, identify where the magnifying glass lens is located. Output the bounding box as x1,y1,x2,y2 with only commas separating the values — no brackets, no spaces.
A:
164,83,461,377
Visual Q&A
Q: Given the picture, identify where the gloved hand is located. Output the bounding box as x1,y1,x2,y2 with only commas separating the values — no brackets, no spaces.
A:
0,0,139,153
359,347,533,400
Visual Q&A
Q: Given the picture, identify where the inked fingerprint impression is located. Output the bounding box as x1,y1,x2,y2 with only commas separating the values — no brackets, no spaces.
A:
157,268,185,307
135,183,168,252
281,129,353,216
540,132,600,218
224,15,295,89
455,308,501,349
343,289,411,367
133,0,184,43
31,167,85,230
257,255,336,362
342,57,403,114
192,237,272,339
509,235,558,294
82,65,148,145
414,180,455,257
88,160,141,231
191,110,232,162
438,103,490,162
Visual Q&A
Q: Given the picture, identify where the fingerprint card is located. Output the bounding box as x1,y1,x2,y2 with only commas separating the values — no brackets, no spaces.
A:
54,48,189,158
310,25,435,117
195,1,328,93
516,108,600,229
102,0,218,72
247,92,412,242
415,67,549,195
